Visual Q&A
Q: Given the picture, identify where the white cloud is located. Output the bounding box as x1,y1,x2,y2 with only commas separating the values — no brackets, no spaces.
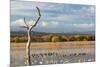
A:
41,21,48,27
40,21,59,28
11,18,95,33
11,19,35,27
51,22,59,26
11,1,39,16
11,19,59,28
11,1,60,16
73,23,94,28
11,1,95,25
11,18,95,30
88,6,95,14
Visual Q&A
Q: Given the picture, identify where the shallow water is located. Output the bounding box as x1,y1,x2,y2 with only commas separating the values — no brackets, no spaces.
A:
10,44,95,67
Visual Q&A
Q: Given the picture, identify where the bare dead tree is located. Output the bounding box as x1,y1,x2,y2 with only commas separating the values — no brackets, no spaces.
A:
23,7,41,65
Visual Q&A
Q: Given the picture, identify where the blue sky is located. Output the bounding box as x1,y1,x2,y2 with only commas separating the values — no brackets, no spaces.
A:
11,1,95,33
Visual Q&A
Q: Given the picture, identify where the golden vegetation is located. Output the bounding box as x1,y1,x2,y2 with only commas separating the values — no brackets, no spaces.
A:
11,41,95,48
11,34,95,43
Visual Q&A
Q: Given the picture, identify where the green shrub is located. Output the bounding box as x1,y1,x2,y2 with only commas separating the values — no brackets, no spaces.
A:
69,36,76,41
47,34,53,42
76,36,87,41
68,35,89,41
87,35,95,41
14,37,19,43
51,36,61,42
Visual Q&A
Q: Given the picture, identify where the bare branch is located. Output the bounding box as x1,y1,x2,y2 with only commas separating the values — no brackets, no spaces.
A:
24,17,29,29
30,7,41,31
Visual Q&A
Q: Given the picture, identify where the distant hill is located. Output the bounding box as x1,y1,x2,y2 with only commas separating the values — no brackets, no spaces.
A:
11,30,95,35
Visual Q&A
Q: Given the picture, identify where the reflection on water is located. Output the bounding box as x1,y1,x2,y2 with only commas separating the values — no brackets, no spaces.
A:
10,45,95,67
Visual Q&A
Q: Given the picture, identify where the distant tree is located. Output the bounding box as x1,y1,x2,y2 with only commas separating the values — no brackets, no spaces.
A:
14,36,19,43
47,34,53,42
88,35,95,41
52,36,61,42
78,36,87,41
69,36,76,41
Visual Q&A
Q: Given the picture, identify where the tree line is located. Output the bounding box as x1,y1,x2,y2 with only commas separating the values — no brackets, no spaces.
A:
11,34,95,43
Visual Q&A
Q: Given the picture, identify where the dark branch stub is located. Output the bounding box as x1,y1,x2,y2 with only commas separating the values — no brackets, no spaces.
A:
24,17,29,29
36,7,41,17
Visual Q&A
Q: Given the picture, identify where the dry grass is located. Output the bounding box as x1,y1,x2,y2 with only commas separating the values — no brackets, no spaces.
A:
11,41,95,48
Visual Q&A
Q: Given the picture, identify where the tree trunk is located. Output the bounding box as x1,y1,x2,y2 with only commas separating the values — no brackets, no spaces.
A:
25,29,31,65
24,7,41,65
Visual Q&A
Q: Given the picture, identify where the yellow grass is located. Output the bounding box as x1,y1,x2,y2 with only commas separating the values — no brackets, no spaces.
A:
11,41,95,48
